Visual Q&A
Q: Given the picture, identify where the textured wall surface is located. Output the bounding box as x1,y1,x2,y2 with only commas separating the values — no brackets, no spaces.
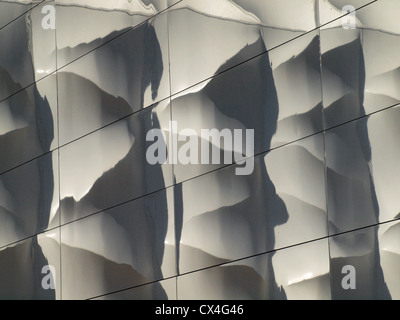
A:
0,0,399,300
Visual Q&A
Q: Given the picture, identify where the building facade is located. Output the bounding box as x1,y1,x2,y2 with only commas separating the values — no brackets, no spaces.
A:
0,0,399,299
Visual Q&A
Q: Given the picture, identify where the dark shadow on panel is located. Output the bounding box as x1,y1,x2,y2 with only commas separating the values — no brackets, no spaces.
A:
173,33,289,299
324,36,391,300
0,237,56,300
58,21,169,299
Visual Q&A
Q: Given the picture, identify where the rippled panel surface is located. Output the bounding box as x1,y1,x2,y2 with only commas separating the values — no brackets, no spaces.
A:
330,220,400,300
59,101,172,224
172,29,323,183
321,0,400,129
92,278,176,300
326,105,400,235
171,48,276,182
1,0,400,300
0,152,59,247
325,117,378,234
268,30,323,148
58,12,170,145
0,229,60,300
0,9,34,102
55,0,180,68
367,105,400,223
0,0,56,102
178,239,330,300
178,133,327,274
61,188,175,300
169,0,319,94
0,75,58,174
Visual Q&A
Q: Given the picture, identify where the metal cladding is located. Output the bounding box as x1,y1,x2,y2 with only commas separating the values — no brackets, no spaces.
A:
0,0,399,300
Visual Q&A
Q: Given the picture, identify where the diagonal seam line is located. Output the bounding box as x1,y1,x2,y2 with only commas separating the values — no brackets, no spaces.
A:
0,0,378,105
0,0,185,105
87,216,400,300
0,0,45,32
1,101,400,191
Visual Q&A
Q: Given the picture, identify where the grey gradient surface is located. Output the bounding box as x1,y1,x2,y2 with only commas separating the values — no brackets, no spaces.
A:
0,0,399,300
